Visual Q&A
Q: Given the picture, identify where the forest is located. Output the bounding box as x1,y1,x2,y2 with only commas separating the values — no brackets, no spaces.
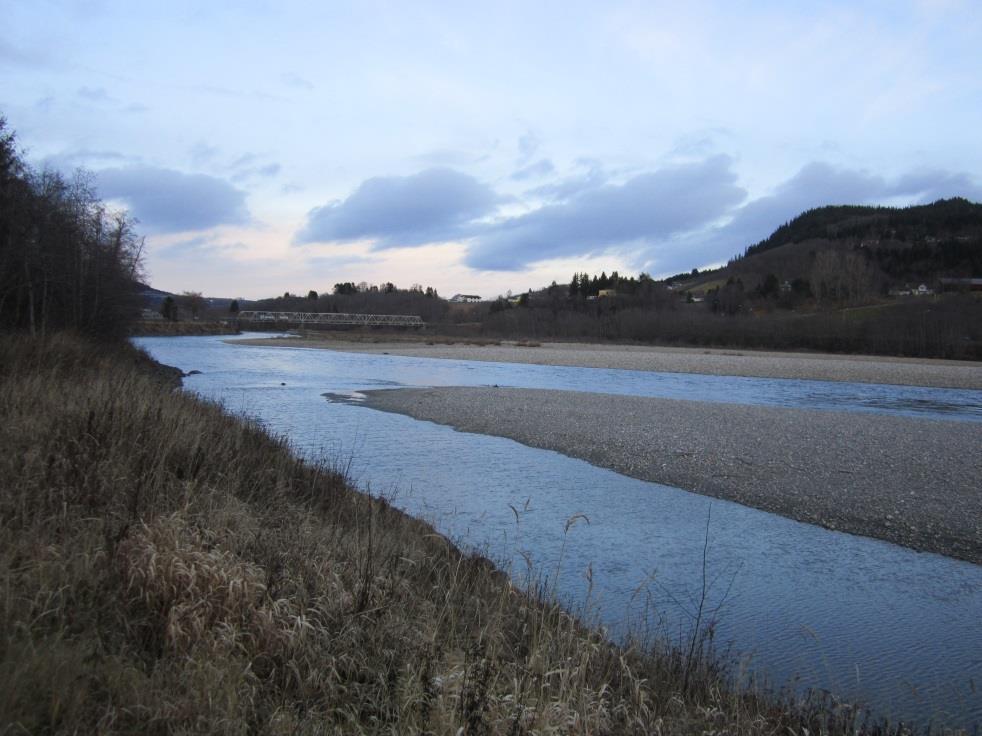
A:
0,118,144,338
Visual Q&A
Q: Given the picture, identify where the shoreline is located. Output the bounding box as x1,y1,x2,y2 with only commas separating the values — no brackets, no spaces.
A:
230,335,982,389
355,386,982,565
5,333,917,733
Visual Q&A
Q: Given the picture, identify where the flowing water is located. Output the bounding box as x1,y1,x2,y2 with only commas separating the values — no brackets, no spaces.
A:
136,334,982,729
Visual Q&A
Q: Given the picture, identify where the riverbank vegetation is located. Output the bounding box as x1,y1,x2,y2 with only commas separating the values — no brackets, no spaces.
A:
130,319,240,337
1,332,908,734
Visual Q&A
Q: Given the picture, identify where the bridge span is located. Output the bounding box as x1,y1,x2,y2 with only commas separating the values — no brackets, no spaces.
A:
235,310,425,328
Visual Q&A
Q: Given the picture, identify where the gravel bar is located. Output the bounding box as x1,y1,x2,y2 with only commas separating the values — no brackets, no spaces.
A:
234,337,982,389
359,386,982,565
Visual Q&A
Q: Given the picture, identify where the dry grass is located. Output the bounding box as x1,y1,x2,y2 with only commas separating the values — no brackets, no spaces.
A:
0,333,921,734
131,321,239,337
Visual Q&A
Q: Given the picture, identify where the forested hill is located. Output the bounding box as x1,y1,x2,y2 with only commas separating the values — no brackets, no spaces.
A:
740,197,982,260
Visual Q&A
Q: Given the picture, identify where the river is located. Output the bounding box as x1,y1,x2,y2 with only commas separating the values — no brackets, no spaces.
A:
135,334,982,729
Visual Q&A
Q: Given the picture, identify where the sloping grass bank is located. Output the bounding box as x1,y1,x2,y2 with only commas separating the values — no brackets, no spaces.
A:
0,334,903,734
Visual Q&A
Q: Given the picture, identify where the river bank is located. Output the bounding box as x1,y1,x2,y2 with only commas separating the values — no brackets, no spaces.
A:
1,332,888,734
231,334,982,389
132,320,239,337
358,386,982,565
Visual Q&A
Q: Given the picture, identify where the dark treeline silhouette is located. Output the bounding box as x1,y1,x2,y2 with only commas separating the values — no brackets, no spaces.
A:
566,270,676,303
477,293,982,359
469,259,982,358
250,282,450,323
0,117,143,338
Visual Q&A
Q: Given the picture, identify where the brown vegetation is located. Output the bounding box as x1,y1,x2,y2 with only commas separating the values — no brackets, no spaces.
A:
0,333,904,734
130,320,240,337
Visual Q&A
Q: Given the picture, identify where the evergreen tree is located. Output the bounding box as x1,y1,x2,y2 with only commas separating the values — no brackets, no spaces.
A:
160,296,178,321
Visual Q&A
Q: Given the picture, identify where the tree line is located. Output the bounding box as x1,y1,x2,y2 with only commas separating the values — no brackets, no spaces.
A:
0,117,143,338
250,282,449,322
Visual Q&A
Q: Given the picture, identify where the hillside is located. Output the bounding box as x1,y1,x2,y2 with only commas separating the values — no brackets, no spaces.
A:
716,198,982,293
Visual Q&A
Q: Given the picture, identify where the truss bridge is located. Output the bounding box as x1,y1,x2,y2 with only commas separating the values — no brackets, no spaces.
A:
235,310,425,328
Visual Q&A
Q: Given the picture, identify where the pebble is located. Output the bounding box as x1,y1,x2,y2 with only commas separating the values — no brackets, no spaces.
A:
361,386,982,565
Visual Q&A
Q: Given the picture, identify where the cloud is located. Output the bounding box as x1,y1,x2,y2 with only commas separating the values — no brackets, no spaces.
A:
43,148,137,172
412,148,488,167
292,157,982,279
698,163,889,257
189,142,219,166
517,131,540,164
232,162,281,182
636,162,982,275
0,38,52,68
667,128,731,159
77,86,113,103
97,165,250,233
889,167,982,203
155,236,247,260
228,152,280,181
721,162,982,252
294,167,500,247
306,253,375,271
281,71,314,90
511,158,555,181
528,160,608,200
230,153,259,169
467,155,746,271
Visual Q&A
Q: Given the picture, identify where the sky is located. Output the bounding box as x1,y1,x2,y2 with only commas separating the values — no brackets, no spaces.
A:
3,0,982,300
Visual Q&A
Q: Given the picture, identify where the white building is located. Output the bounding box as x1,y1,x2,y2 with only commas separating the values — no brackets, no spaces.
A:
449,294,482,303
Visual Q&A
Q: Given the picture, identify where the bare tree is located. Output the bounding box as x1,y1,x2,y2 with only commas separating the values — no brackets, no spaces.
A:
178,291,206,320
0,117,145,337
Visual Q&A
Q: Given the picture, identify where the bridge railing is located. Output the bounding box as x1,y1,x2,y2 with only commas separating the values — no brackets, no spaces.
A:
235,310,425,327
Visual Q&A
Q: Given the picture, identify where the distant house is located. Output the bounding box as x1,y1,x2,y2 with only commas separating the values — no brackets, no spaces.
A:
449,294,482,303
597,289,617,298
890,283,933,296
141,308,164,321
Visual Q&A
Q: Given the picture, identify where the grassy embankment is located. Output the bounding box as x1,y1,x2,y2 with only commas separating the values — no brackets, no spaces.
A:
1,333,908,734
